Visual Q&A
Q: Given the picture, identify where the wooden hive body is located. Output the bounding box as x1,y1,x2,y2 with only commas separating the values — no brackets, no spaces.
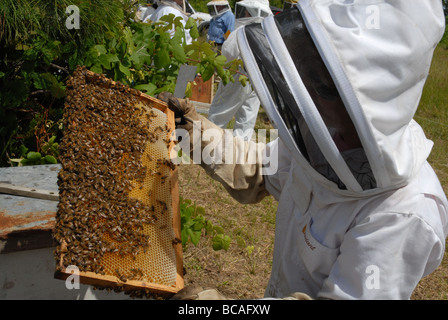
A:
54,67,183,298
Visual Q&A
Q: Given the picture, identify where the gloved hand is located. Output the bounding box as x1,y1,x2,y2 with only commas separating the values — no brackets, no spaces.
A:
282,292,313,300
157,92,268,205
171,284,229,300
157,92,200,133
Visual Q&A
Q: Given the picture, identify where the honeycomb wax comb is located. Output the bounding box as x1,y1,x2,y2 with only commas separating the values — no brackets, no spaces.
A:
53,66,183,298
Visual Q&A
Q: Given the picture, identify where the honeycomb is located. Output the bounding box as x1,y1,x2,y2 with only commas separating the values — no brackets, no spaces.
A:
54,66,182,297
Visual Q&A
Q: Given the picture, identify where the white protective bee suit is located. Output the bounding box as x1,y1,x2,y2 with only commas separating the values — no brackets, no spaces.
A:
145,0,192,44
207,0,273,141
167,0,448,299
235,0,448,299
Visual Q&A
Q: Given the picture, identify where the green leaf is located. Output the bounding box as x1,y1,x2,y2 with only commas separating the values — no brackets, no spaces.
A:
212,234,231,251
118,63,130,77
19,145,29,157
40,73,66,98
185,17,196,29
188,228,201,246
171,26,185,44
182,198,192,206
90,65,103,74
239,75,248,87
200,42,216,56
201,64,215,81
134,83,157,95
130,51,142,66
213,225,224,235
184,82,192,98
105,31,116,40
160,13,175,25
189,25,199,40
94,44,107,55
44,155,57,164
215,55,227,66
99,53,119,70
215,65,226,79
172,16,184,29
170,40,186,63
154,50,171,69
196,207,205,216
98,54,111,69
181,228,189,246
29,72,47,90
27,151,42,161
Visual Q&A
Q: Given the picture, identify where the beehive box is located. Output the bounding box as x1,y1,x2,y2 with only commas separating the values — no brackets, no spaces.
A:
53,66,183,298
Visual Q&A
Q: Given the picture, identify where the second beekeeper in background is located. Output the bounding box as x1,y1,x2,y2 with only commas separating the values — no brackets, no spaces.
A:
145,0,193,44
208,0,273,141
207,0,235,50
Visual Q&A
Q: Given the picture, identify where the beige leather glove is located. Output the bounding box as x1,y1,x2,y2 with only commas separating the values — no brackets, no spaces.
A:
158,92,269,204
157,92,199,133
282,292,313,300
171,285,313,300
171,284,229,300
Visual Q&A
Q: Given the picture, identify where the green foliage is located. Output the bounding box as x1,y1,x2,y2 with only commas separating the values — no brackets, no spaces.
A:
180,197,231,251
0,1,133,167
0,1,244,255
9,135,59,166
0,1,242,167
82,13,237,96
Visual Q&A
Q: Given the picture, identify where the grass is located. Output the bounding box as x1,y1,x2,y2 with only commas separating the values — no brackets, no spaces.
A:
179,44,448,300
179,164,277,299
415,46,448,193
411,45,448,300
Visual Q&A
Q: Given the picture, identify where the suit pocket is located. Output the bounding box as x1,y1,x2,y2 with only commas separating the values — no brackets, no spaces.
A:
296,218,340,285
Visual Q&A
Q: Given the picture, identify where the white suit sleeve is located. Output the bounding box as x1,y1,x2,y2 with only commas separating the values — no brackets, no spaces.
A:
196,115,269,204
203,136,295,204
318,209,446,300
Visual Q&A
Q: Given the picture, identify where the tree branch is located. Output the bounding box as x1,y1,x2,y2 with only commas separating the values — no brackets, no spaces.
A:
50,63,69,74
30,90,50,96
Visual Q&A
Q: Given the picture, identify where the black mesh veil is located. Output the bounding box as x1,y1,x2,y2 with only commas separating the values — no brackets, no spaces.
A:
243,23,311,162
241,8,377,190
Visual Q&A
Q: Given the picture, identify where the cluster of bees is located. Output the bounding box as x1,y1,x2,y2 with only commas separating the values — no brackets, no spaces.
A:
54,66,176,294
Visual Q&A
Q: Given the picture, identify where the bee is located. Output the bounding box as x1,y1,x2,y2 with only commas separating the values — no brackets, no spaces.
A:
154,126,165,133
157,200,168,212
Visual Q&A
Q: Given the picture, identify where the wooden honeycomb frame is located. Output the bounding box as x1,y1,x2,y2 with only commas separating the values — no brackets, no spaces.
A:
53,67,183,298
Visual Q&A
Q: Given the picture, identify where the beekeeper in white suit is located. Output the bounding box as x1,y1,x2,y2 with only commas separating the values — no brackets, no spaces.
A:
165,0,448,300
145,0,192,44
208,0,272,141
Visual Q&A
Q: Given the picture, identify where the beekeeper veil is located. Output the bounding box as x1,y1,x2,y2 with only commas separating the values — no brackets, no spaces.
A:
235,0,272,19
237,0,445,193
207,0,231,17
235,0,273,29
